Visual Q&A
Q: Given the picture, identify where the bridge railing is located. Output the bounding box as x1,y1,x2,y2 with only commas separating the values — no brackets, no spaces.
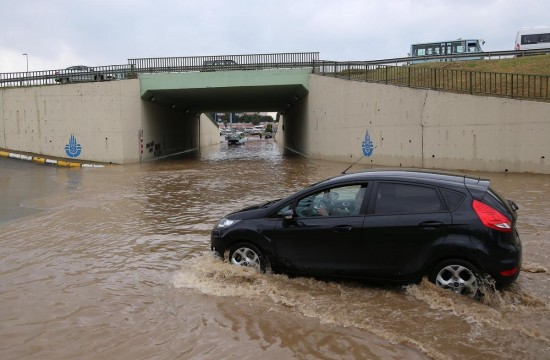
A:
0,52,319,88
0,64,136,88
314,60,550,102
127,52,320,73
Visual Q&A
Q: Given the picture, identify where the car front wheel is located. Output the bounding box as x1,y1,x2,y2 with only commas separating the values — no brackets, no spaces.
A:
428,259,483,298
228,243,268,273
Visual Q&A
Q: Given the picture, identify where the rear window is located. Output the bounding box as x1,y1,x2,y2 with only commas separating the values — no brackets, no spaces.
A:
374,183,443,214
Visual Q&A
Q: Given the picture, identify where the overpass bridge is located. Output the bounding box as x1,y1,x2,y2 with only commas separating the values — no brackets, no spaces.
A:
1,52,550,173
139,68,310,113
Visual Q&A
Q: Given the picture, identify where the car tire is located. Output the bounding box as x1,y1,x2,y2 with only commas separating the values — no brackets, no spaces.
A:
428,259,483,298
228,243,269,273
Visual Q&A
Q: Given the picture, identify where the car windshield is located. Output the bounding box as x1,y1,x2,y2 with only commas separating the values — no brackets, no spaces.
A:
260,199,281,209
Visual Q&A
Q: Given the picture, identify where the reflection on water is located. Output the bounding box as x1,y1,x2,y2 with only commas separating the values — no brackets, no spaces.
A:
0,137,549,360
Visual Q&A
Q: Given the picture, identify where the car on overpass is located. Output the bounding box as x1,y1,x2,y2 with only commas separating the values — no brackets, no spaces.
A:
55,65,108,84
202,59,238,71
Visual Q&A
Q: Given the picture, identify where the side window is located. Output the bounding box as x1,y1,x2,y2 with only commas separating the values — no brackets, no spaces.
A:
374,183,443,215
439,188,465,211
296,184,367,218
467,42,478,52
522,34,539,44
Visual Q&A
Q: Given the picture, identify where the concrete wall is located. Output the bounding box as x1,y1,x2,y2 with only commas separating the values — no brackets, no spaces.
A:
305,75,550,174
199,114,222,148
0,80,143,164
0,80,220,164
141,101,198,161
2,74,549,172
279,98,309,157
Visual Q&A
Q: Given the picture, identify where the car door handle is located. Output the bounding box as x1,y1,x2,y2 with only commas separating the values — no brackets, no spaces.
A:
419,221,444,229
333,225,353,232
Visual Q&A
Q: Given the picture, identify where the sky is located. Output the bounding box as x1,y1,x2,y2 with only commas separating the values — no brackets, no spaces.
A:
0,0,549,73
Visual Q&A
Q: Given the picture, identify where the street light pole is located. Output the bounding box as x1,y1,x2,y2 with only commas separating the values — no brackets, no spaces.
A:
22,53,28,72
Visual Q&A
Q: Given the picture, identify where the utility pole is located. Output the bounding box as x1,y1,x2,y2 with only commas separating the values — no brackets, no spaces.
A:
22,53,28,72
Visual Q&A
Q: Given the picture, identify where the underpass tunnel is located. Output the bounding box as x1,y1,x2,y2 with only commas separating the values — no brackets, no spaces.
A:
138,69,311,160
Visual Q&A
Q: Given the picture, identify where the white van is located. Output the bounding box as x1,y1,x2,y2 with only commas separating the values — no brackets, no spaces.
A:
252,125,265,135
515,27,550,50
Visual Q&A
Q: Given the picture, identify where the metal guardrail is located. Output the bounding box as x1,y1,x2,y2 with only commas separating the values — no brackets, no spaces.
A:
345,48,550,66
0,64,136,88
127,52,319,73
314,58,550,102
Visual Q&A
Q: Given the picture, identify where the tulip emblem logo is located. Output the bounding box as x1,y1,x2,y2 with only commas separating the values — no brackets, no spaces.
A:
361,130,374,157
65,134,82,158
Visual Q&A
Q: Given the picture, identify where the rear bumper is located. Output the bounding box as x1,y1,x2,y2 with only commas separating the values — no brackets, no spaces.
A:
487,234,522,286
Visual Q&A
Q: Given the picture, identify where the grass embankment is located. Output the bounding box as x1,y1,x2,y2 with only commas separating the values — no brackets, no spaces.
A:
413,55,550,75
336,55,550,100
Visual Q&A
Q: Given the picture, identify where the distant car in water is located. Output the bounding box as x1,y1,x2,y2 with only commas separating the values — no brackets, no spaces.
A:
264,132,273,139
252,125,265,135
211,169,522,298
55,65,105,84
227,131,245,145
220,128,232,137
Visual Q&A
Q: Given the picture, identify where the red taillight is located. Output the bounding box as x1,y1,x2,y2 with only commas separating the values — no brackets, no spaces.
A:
472,199,512,232
500,268,518,277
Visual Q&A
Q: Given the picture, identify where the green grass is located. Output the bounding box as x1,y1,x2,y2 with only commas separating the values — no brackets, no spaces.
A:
326,55,550,101
413,55,550,75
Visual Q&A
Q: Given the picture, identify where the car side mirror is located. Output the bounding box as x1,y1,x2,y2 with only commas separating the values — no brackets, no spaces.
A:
283,209,295,221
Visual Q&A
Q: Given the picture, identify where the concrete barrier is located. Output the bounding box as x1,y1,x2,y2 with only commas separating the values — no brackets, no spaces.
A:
0,149,105,167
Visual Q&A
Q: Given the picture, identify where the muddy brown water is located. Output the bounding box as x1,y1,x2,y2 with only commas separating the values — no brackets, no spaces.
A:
1,138,548,359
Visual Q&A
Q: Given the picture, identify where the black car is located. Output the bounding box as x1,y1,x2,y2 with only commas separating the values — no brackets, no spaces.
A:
211,169,522,297
54,65,103,83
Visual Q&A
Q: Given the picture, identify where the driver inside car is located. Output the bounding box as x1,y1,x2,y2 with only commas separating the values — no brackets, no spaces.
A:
324,188,365,216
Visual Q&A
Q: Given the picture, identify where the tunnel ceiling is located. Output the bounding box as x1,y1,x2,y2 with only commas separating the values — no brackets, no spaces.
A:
139,69,311,113
144,84,307,113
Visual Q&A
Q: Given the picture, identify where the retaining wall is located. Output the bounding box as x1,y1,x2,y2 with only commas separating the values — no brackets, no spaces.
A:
303,75,550,174
0,80,220,164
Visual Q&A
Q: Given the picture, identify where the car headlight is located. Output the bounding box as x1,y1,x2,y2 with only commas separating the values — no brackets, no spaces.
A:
216,218,241,229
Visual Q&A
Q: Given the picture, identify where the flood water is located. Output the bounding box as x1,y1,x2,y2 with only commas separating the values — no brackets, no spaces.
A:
1,137,549,360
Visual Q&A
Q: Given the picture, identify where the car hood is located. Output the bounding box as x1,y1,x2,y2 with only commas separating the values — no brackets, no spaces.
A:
226,199,281,220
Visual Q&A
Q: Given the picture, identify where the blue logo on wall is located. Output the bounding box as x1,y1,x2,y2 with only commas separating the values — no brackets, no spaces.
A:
361,130,375,157
65,134,82,158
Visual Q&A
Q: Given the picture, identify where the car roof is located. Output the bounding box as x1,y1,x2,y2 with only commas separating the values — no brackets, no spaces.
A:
312,168,490,194
67,65,89,69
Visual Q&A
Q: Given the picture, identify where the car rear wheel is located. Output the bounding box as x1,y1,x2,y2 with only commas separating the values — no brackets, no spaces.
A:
228,243,268,273
428,259,482,298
